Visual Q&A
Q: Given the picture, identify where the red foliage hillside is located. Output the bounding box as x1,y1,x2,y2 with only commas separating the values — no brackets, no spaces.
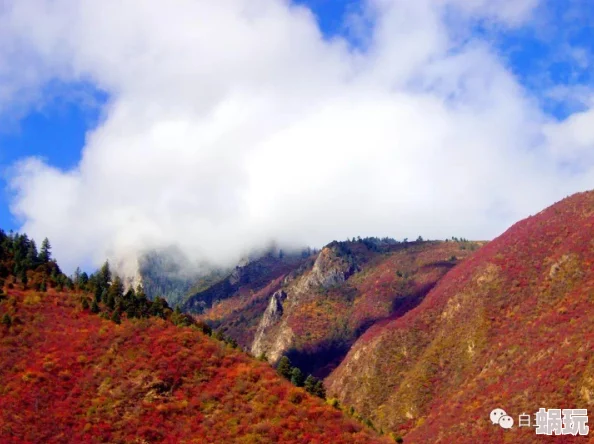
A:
0,289,388,443
327,190,594,443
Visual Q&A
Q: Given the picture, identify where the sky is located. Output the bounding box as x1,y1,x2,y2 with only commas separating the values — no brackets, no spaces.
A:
0,0,593,275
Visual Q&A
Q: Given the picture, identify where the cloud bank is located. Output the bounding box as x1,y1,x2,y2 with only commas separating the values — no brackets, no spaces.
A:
2,0,594,274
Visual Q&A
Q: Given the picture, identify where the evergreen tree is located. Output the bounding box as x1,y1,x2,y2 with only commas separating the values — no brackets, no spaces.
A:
126,304,136,319
290,367,304,387
101,288,109,305
124,286,136,300
1,313,11,327
39,238,51,263
110,309,121,325
277,356,292,380
313,380,326,399
105,292,116,310
304,375,317,393
20,269,28,289
99,260,111,289
79,271,89,288
94,285,103,303
90,299,100,314
73,267,82,287
81,297,90,310
40,279,47,292
108,275,124,301
25,240,39,269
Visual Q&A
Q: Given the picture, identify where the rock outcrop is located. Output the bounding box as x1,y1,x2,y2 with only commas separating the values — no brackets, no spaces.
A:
251,290,292,362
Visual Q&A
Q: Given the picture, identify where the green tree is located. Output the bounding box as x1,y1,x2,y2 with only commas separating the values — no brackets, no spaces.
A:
25,240,39,269
110,309,121,325
108,275,124,300
91,299,100,314
277,356,292,380
304,375,317,393
314,380,326,399
94,285,103,303
105,292,116,310
1,313,11,327
81,297,90,310
39,238,51,263
99,260,111,289
20,269,28,290
290,367,304,387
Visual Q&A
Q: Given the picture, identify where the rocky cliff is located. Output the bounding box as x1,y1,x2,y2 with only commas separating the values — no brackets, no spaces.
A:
241,239,481,376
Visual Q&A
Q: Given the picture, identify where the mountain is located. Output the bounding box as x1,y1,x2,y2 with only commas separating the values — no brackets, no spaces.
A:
137,247,222,308
198,237,483,378
0,287,388,443
326,190,594,442
183,249,311,316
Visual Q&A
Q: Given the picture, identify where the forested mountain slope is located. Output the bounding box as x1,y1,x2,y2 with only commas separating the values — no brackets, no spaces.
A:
327,190,594,443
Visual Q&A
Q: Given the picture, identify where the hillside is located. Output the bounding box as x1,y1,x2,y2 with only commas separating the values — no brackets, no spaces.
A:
182,251,310,316
0,288,388,443
199,238,482,378
326,190,594,443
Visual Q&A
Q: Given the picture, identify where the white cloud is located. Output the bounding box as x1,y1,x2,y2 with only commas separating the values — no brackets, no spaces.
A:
1,0,593,274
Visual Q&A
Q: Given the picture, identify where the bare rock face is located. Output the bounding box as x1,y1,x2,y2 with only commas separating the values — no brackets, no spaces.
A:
251,290,289,360
250,246,359,363
299,246,355,292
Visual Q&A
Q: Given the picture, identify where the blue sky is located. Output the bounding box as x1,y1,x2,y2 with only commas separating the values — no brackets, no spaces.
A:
2,1,593,234
1,0,594,273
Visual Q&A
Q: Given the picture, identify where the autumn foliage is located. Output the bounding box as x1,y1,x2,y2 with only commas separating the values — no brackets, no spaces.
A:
327,190,594,443
0,287,388,443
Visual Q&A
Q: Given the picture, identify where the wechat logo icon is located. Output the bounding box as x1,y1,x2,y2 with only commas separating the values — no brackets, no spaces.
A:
491,408,514,429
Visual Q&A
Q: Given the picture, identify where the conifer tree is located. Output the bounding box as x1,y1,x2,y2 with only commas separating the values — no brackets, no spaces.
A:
91,299,100,314
2,313,11,327
94,285,103,303
277,356,292,380
39,238,51,263
99,260,111,289
110,309,121,325
291,367,304,387
313,380,326,399
304,375,316,393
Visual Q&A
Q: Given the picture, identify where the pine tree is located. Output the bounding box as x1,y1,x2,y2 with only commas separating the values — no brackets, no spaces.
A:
39,238,51,263
277,356,292,380
20,269,28,290
81,297,90,310
73,267,82,287
25,240,39,269
290,367,304,387
304,375,317,393
313,380,326,399
1,313,11,327
91,299,100,314
126,304,136,319
109,275,124,297
99,260,111,289
110,309,121,325
94,285,103,303
106,292,116,310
